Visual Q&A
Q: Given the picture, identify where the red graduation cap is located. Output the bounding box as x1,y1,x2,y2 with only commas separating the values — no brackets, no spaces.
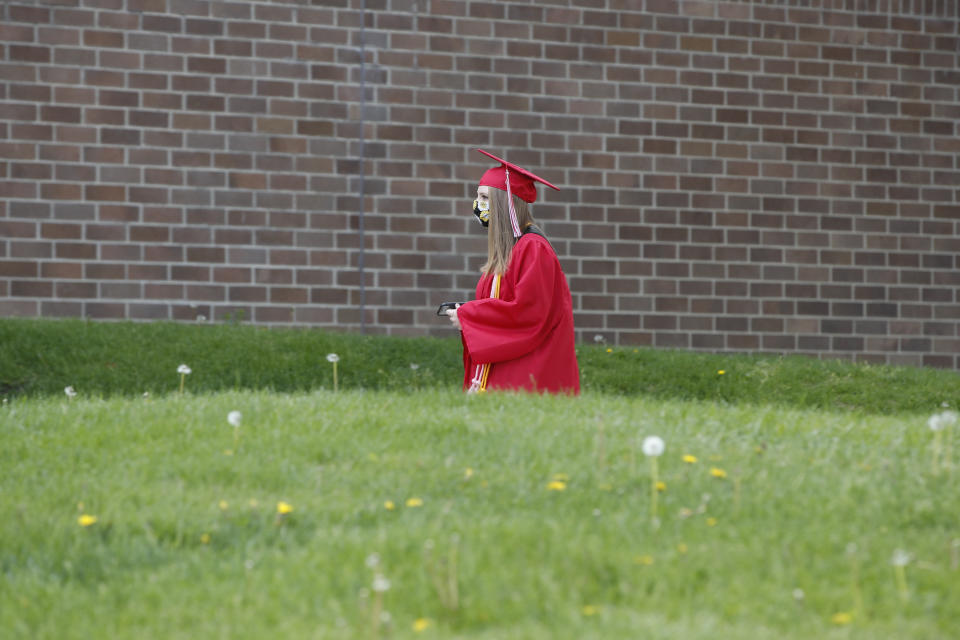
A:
476,149,560,205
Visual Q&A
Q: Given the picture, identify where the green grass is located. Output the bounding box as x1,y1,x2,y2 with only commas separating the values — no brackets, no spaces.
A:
2,318,958,415
2,318,959,637
2,390,958,639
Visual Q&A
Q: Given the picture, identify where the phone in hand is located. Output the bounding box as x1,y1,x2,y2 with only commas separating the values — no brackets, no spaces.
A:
436,302,464,316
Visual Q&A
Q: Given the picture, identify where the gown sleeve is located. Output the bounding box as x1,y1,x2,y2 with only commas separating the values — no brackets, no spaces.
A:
457,238,559,364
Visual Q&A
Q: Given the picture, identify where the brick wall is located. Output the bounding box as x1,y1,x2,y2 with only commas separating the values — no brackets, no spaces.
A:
1,0,958,368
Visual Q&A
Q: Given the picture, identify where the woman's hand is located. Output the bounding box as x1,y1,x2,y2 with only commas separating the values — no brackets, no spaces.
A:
445,304,461,330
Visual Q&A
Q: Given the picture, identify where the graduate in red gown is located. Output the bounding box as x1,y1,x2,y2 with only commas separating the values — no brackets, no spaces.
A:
446,149,580,394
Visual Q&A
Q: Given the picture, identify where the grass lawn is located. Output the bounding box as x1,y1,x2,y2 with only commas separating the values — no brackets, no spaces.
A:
2,389,958,639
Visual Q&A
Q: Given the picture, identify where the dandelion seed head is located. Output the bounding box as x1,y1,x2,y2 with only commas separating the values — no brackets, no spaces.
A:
891,548,911,567
326,353,339,363
64,386,77,398
592,509,601,517
244,559,255,570
641,436,665,457
379,611,391,624
792,588,805,601
177,364,191,375
365,553,380,568
372,574,390,592
227,411,242,428
928,414,944,431
409,363,419,370
593,334,604,343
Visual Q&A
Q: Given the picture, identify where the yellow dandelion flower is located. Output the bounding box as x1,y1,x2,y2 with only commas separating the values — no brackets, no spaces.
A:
412,618,431,632
384,500,395,510
406,497,423,507
546,480,567,491
606,348,613,353
581,605,600,616
655,481,666,492
682,454,698,464
248,499,258,508
200,532,211,544
677,543,688,554
634,555,654,565
830,612,853,625
464,467,474,479
77,514,97,527
218,500,229,511
706,517,718,527
276,501,294,515
717,370,725,375
710,467,728,479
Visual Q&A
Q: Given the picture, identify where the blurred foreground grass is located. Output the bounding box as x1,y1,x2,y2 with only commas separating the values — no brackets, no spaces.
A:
2,390,958,639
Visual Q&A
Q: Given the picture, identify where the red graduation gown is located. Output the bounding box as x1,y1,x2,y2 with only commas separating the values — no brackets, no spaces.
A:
457,233,580,394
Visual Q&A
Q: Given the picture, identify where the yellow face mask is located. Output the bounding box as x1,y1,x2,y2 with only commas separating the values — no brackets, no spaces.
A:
473,199,490,227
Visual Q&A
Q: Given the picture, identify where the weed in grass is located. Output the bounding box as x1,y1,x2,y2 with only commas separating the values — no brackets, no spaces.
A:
642,435,665,528
177,363,191,394
891,548,913,604
228,410,242,453
327,353,340,392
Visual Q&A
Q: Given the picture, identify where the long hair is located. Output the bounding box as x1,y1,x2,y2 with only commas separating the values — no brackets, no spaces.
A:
481,188,536,276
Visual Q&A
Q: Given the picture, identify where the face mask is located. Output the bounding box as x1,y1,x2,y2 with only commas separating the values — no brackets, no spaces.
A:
473,199,490,228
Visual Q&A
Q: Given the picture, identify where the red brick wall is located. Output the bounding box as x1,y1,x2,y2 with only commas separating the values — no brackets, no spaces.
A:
1,0,958,368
